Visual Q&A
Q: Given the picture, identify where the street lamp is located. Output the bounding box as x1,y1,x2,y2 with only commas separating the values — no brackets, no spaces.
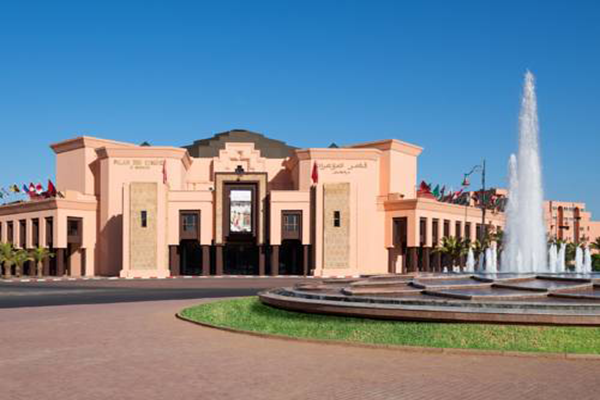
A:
462,159,486,241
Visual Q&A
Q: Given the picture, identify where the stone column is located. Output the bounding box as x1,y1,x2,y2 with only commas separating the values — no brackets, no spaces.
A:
271,245,279,276
422,247,431,272
303,245,310,276
202,245,210,276
433,251,442,272
409,247,418,272
258,245,266,276
56,249,66,277
387,248,396,274
42,256,50,276
169,245,180,277
215,245,223,276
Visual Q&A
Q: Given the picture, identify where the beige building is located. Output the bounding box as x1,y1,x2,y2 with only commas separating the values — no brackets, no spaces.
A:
0,129,597,278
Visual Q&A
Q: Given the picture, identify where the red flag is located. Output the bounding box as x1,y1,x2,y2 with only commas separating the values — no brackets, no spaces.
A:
162,160,168,184
36,183,43,194
47,180,57,197
311,162,319,185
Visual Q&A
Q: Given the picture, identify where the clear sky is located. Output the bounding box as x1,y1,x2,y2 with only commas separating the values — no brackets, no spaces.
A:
1,1,599,214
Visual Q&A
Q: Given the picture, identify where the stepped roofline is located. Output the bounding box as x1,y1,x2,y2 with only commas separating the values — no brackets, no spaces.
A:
182,129,297,159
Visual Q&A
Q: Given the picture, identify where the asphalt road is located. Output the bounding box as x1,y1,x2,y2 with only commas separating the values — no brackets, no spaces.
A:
0,277,309,309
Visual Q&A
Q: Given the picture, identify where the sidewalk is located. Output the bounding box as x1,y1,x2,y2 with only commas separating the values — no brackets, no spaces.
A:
0,299,598,400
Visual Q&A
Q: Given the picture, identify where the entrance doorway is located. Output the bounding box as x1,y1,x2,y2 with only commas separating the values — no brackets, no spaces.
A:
180,240,203,275
224,244,258,275
279,240,303,275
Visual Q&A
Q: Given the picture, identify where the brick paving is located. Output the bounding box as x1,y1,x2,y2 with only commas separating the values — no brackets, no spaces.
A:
0,299,598,400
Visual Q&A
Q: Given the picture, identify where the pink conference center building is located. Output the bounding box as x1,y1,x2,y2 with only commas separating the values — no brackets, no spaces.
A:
0,130,598,278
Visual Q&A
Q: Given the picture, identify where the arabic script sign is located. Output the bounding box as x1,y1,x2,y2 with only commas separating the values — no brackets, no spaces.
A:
318,161,368,175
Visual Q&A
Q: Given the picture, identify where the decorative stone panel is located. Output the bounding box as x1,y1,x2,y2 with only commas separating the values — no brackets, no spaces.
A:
129,182,157,270
323,182,350,269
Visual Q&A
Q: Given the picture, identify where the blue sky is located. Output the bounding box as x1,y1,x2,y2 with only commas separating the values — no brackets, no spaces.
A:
1,1,599,214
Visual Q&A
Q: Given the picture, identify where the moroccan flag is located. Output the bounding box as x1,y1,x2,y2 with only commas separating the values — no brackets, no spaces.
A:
311,162,319,185
47,180,57,197
29,183,36,194
36,183,43,194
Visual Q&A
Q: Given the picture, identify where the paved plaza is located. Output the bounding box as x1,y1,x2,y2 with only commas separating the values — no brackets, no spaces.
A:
0,279,598,400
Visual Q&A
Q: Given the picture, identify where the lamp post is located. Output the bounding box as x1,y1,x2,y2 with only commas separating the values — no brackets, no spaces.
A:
462,159,486,242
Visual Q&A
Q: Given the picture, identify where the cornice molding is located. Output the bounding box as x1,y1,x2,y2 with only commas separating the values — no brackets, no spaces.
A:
0,198,98,216
50,136,136,154
349,139,423,157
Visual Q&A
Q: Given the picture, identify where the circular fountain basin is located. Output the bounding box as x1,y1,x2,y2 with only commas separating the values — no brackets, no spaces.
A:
259,273,600,326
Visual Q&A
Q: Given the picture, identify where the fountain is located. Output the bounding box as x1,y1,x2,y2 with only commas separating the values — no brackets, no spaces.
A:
548,244,558,273
575,246,584,273
584,247,593,274
465,248,475,272
557,243,566,273
261,72,600,326
503,71,548,273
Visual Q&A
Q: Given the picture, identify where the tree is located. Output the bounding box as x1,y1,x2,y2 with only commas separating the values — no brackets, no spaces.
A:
0,243,16,279
433,236,469,268
593,254,600,272
13,249,33,278
29,247,54,278
591,237,600,252
470,239,486,263
489,229,504,254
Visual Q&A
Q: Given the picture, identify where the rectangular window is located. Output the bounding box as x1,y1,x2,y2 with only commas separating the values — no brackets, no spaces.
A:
19,220,26,247
419,217,427,246
45,218,53,247
141,211,147,228
333,211,341,227
443,220,450,238
432,219,439,246
7,222,13,244
455,221,462,239
67,219,79,236
182,213,198,232
465,223,471,240
283,214,299,232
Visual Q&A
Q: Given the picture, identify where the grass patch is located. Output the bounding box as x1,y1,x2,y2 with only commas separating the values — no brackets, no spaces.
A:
180,297,600,354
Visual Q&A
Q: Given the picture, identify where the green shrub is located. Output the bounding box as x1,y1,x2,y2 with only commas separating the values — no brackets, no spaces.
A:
593,254,600,272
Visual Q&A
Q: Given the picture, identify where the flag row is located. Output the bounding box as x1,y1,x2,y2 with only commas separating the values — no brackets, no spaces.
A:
0,180,57,200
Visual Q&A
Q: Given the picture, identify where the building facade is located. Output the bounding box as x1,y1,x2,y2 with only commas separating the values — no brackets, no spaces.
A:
0,130,597,278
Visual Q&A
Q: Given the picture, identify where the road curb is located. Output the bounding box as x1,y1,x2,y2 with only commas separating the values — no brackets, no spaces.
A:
175,302,600,362
0,275,322,283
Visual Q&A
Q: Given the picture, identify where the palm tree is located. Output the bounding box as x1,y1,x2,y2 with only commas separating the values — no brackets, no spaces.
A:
433,237,469,269
471,239,486,263
591,237,600,252
29,247,54,278
489,229,505,254
0,243,16,279
13,249,33,278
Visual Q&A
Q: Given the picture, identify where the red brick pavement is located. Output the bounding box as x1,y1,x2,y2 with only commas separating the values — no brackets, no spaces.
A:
0,299,598,400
